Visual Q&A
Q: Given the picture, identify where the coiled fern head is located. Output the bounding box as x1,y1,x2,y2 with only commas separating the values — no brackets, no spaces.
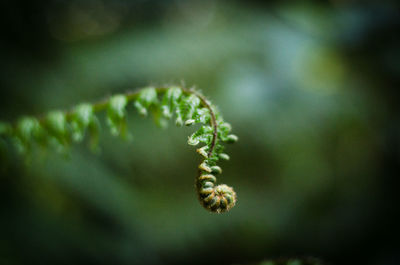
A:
0,86,238,213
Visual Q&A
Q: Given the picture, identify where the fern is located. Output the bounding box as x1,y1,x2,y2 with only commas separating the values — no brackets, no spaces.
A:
0,86,238,213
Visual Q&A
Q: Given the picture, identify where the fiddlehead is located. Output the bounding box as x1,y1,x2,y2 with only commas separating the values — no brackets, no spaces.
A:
0,86,238,213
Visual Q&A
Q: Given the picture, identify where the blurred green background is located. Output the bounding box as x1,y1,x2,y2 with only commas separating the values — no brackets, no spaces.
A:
0,0,399,264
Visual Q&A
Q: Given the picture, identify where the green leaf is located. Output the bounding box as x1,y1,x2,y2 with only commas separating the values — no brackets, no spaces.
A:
194,108,211,124
211,165,222,174
219,153,230,160
70,103,94,142
184,119,195,126
139,87,158,107
73,104,93,126
187,126,213,146
46,111,67,137
169,87,183,103
108,95,128,119
45,111,70,152
175,93,203,127
161,87,183,119
218,122,231,140
134,87,159,116
14,117,42,153
196,146,209,158
184,94,201,120
107,94,128,136
134,101,147,116
225,134,239,143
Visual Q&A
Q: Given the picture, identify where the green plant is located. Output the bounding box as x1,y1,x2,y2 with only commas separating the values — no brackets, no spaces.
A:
0,86,238,213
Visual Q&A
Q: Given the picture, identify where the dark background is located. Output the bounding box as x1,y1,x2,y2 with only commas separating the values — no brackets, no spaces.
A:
0,0,399,264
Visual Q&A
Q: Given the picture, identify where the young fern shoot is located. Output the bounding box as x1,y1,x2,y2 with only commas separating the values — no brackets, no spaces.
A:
0,86,238,213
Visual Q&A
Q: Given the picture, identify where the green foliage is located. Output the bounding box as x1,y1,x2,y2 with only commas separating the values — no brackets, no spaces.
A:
134,87,158,116
0,86,238,213
45,111,69,149
107,94,129,137
14,117,43,153
188,125,213,146
70,103,95,142
160,86,182,119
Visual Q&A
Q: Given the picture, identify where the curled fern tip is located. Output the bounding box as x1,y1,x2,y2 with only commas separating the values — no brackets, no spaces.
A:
0,85,238,213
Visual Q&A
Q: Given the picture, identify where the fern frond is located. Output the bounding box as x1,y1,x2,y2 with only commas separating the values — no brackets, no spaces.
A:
0,86,238,213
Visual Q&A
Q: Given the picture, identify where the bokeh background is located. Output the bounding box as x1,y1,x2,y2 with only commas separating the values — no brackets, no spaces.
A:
0,0,399,264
